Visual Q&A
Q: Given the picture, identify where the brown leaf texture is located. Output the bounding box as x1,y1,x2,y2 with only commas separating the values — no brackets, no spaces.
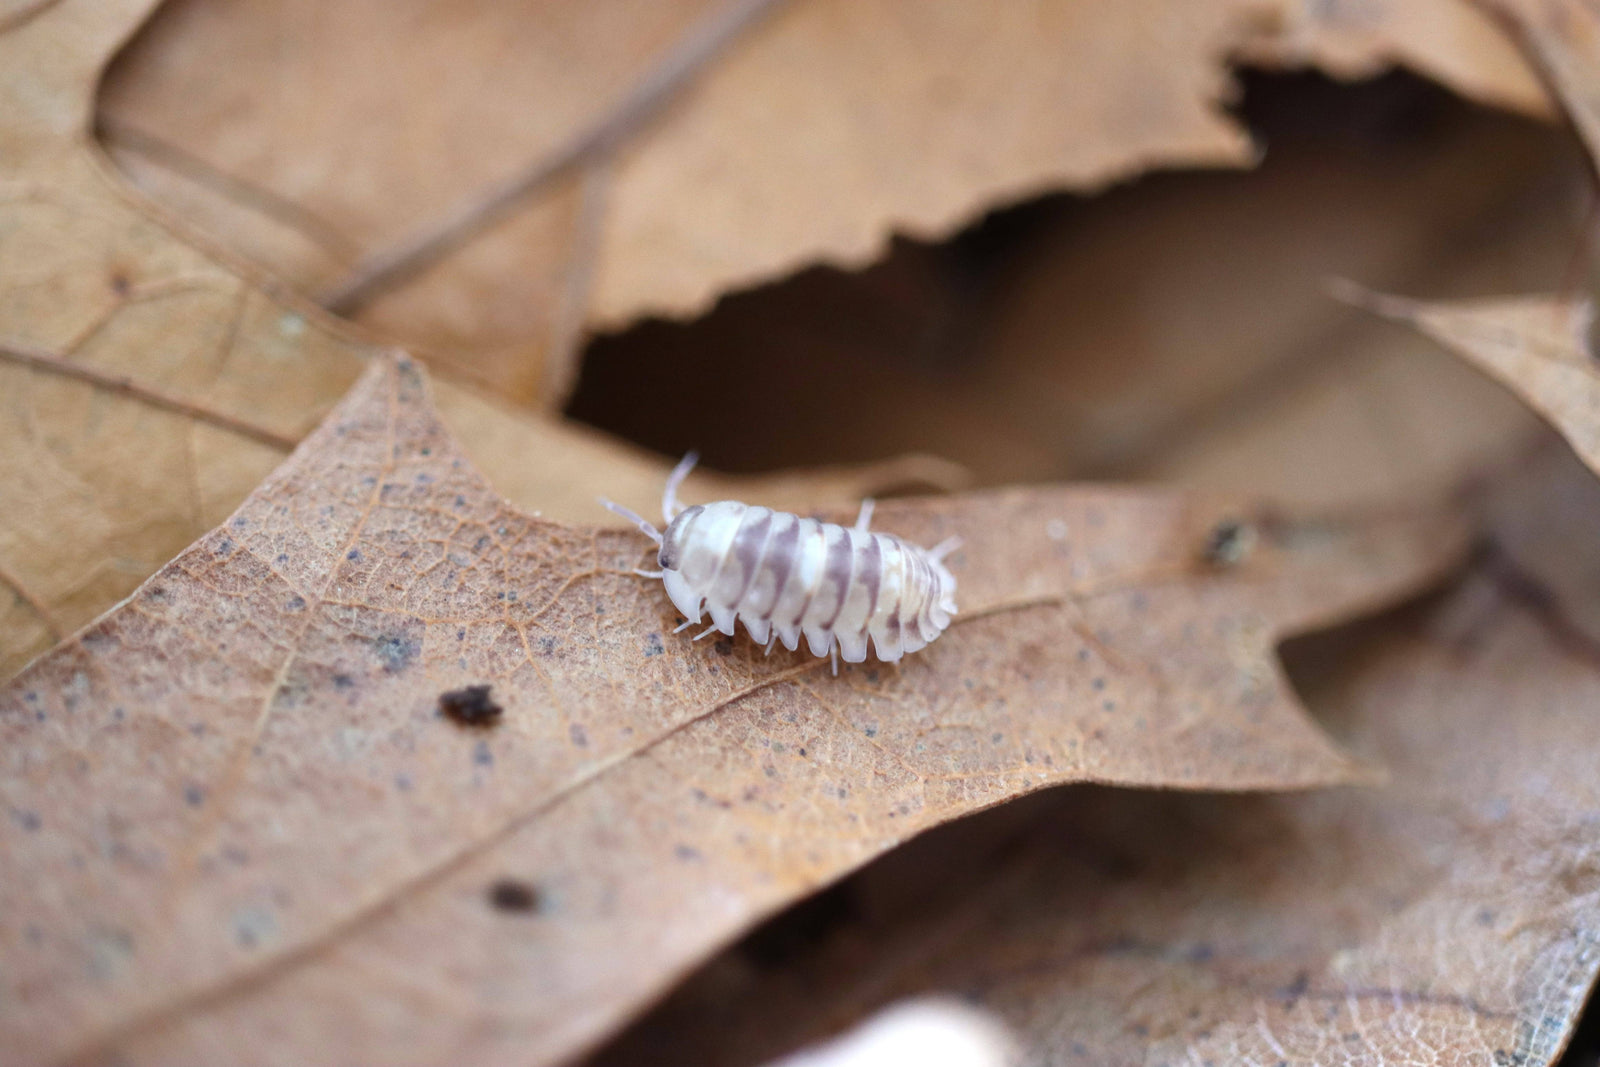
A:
1332,1,1600,486
0,0,948,681
1352,290,1600,475
95,0,1547,406
589,448,1600,1067
0,354,1466,1066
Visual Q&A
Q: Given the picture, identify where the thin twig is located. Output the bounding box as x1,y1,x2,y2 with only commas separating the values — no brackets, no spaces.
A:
1,340,299,450
320,0,789,315
97,117,364,263
0,0,65,36
0,558,66,641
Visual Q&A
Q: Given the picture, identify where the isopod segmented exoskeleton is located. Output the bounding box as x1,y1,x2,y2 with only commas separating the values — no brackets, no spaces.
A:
603,454,960,674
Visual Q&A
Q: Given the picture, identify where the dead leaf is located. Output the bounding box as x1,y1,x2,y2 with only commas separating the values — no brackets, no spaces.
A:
570,74,1581,493
1346,289,1600,475
96,0,1547,406
1328,0,1600,491
1476,0,1600,172
0,0,949,681
0,354,1463,1066
1238,0,1547,116
587,447,1600,1067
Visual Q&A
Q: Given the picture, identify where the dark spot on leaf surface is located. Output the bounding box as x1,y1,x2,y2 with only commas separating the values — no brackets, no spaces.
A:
644,632,664,657
346,549,362,562
184,784,205,807
373,632,420,672
332,673,354,690
713,638,733,656
439,685,502,727
1203,518,1257,568
14,809,41,831
474,740,493,767
488,879,541,914
285,595,306,612
674,844,702,862
569,723,588,747
214,538,234,557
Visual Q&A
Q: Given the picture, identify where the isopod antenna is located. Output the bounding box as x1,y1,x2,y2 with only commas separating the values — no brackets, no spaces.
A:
598,499,663,545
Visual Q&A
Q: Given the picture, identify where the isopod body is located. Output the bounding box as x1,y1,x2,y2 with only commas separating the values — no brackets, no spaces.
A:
604,455,959,670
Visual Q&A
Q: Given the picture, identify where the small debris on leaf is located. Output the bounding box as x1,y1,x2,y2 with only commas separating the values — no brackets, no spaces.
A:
438,685,503,727
1202,519,1257,569
487,878,540,914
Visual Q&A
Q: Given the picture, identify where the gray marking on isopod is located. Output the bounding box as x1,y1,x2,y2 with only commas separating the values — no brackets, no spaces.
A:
600,453,960,675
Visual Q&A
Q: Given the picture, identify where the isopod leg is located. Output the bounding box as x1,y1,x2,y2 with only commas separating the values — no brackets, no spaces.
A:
662,451,699,522
854,498,875,532
830,645,839,676
929,535,963,561
693,623,720,641
673,618,697,634
633,568,665,579
764,634,778,656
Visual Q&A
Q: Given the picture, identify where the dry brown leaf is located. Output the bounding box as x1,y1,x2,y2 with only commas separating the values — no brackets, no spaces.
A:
1349,290,1600,475
95,0,1547,406
1238,0,1546,115
589,448,1600,1067
0,0,949,681
1331,1,1600,489
1477,0,1600,169
0,353,1465,1066
570,74,1582,493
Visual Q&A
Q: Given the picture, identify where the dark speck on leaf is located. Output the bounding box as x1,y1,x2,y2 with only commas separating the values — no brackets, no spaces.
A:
674,844,702,862
487,879,540,914
1092,677,1106,691
1203,519,1257,568
394,772,413,792
569,723,589,747
373,632,420,672
346,549,362,562
332,673,355,690
644,632,664,657
713,638,733,656
14,809,41,832
276,553,289,565
797,748,807,757
230,516,247,530
214,538,234,557
538,635,557,655
285,595,307,612
184,784,205,807
439,685,502,727
474,739,494,767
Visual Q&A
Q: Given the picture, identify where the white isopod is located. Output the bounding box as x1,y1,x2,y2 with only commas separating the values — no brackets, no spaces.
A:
603,454,960,674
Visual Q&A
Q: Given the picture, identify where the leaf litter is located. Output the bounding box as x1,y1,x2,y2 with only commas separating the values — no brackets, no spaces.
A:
0,354,1465,1066
97,0,1547,405
4,1,1599,1065
0,0,960,682
592,450,1600,1067
582,7,1600,1058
